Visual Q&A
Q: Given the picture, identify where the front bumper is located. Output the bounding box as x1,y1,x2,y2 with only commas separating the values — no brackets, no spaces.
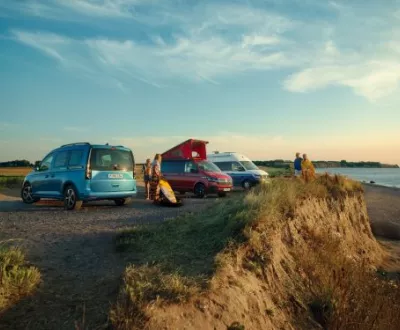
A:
207,183,232,194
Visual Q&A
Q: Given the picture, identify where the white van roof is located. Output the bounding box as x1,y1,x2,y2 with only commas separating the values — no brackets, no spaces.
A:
207,152,252,162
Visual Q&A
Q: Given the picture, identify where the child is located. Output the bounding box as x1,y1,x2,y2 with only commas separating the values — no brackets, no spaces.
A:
143,158,152,200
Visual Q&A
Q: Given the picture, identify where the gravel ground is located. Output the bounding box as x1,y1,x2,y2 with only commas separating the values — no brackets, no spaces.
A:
0,187,215,329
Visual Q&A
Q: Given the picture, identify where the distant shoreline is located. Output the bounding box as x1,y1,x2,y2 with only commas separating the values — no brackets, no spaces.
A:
254,160,399,169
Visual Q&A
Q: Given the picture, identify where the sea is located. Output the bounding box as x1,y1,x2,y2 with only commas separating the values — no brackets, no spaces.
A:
315,168,400,189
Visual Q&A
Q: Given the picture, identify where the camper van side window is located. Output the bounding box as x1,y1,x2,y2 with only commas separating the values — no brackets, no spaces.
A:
232,162,245,171
214,162,232,171
185,161,198,173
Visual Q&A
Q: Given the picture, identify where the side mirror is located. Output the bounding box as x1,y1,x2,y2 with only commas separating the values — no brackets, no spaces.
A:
190,168,199,174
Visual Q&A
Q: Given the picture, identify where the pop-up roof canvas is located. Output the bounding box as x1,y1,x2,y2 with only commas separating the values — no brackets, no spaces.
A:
162,139,208,160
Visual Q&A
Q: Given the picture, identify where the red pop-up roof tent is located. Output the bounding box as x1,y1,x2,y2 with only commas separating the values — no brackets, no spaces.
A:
162,139,209,160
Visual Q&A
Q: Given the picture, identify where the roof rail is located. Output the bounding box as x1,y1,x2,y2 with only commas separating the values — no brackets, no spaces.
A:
60,142,91,148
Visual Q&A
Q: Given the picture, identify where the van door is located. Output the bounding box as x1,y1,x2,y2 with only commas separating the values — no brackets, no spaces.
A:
89,147,135,193
32,153,54,196
183,161,200,190
161,161,185,192
50,150,69,198
226,161,246,186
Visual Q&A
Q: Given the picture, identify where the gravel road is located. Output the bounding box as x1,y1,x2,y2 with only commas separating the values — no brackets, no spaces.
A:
0,188,214,329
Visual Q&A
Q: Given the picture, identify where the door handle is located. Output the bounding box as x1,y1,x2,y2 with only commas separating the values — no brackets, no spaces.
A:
45,175,49,178
50,174,55,178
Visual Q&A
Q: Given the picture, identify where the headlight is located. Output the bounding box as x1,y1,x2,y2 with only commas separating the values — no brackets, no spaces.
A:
206,176,219,182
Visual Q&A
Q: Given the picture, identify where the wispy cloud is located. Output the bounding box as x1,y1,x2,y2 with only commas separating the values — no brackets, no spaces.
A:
5,1,400,101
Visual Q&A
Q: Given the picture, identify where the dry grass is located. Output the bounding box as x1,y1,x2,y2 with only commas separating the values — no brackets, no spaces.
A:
110,265,199,330
296,229,400,330
0,167,32,176
0,246,41,312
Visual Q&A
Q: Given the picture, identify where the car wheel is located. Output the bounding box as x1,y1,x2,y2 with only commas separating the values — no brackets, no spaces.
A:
114,198,126,206
242,180,252,190
194,183,206,198
64,185,82,210
21,183,40,204
218,192,227,198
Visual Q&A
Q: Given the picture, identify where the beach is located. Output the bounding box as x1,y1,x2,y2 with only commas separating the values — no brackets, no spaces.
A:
364,184,400,239
364,184,400,273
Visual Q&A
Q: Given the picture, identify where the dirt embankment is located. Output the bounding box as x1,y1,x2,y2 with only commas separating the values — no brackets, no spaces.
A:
149,194,383,329
114,177,399,330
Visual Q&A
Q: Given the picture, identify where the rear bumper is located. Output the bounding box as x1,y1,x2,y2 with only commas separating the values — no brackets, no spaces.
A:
80,190,137,201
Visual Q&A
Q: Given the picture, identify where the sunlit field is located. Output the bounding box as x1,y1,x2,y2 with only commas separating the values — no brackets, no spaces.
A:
0,167,32,176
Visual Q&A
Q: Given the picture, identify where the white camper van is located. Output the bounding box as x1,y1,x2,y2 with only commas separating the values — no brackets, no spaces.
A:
207,152,269,189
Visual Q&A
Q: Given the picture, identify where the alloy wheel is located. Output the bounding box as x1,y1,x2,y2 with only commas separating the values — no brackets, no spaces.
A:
22,184,33,203
65,188,76,209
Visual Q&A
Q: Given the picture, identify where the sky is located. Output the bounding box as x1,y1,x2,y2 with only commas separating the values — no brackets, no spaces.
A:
0,0,400,164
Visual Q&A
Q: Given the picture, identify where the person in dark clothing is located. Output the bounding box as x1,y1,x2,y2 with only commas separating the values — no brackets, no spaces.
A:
294,152,303,176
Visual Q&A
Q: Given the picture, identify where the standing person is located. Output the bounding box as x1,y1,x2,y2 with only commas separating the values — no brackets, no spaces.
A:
294,152,303,177
149,154,162,202
143,158,152,200
301,153,316,182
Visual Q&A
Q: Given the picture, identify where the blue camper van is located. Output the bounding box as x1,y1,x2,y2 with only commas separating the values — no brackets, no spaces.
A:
21,142,137,210
207,152,269,189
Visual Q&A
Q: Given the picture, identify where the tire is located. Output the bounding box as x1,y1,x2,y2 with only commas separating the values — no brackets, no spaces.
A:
64,185,82,210
194,183,206,198
242,180,252,190
218,192,227,198
114,198,126,206
21,183,40,204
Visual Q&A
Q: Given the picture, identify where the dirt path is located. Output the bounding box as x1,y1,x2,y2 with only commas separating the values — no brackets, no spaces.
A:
0,189,214,329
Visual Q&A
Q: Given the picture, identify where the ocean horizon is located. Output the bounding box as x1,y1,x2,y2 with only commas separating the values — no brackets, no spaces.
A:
316,168,400,189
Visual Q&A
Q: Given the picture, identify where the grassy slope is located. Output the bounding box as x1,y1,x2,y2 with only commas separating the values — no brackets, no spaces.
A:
112,175,400,329
0,246,41,312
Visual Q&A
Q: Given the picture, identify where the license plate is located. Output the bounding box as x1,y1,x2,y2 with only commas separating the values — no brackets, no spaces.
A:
223,188,231,191
108,173,123,179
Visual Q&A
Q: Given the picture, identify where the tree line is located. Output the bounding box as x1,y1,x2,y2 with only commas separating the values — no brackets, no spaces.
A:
0,160,41,168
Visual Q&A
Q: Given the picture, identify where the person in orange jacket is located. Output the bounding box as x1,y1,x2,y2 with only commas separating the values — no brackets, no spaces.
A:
301,153,316,182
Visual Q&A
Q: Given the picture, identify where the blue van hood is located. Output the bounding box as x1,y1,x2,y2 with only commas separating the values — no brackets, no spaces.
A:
247,169,269,176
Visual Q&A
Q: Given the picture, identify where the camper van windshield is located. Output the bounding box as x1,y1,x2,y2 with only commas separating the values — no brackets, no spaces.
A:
241,161,258,171
198,160,221,173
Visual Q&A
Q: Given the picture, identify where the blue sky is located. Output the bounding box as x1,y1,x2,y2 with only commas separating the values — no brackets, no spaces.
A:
1,0,400,164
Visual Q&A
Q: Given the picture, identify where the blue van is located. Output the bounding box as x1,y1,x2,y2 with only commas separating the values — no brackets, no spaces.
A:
207,152,269,189
21,142,137,210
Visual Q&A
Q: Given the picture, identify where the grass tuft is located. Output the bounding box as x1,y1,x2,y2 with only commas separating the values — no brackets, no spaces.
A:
0,246,41,311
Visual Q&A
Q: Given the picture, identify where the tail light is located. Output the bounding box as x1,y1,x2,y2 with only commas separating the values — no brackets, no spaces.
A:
133,167,136,179
86,166,92,179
